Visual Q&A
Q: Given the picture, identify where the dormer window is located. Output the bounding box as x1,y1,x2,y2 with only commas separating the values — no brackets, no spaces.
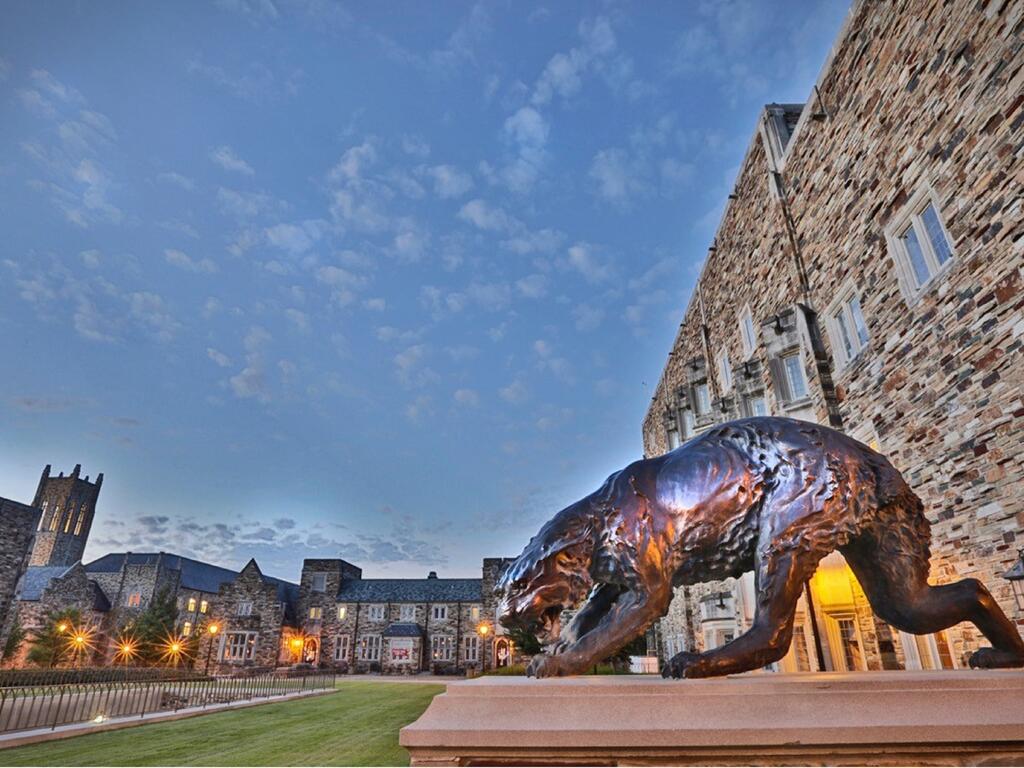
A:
311,573,327,593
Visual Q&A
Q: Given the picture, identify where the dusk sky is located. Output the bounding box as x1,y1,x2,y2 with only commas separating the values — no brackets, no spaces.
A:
1,0,849,582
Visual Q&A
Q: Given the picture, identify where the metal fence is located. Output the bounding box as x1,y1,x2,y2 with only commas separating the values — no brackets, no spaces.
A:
0,672,336,734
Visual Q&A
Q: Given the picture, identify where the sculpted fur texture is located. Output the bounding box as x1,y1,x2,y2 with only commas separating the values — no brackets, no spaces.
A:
496,417,1024,678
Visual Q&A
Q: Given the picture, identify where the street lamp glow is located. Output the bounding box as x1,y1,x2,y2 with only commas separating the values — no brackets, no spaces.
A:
208,623,219,635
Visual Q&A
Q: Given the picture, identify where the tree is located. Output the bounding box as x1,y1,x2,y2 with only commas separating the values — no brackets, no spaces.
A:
122,587,180,665
27,608,82,667
505,625,543,656
2,617,25,662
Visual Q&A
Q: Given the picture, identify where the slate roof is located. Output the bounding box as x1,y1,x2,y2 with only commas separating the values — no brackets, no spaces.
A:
383,622,425,638
18,566,71,601
335,578,482,602
84,552,299,602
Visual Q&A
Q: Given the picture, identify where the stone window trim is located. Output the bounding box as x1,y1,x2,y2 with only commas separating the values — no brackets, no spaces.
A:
125,592,142,608
334,634,351,662
824,280,871,374
884,184,956,306
716,349,733,394
463,634,480,663
823,612,866,672
182,621,193,637
199,599,208,614
311,572,328,593
399,604,416,621
187,597,197,613
430,634,454,662
767,347,812,412
431,604,448,621
357,634,382,661
222,631,257,662
367,604,385,621
309,606,323,620
236,600,253,617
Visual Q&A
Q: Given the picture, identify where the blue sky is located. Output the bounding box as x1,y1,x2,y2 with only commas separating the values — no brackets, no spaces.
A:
0,0,849,581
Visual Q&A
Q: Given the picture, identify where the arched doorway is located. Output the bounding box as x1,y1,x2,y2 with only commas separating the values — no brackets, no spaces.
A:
303,636,320,664
494,637,512,668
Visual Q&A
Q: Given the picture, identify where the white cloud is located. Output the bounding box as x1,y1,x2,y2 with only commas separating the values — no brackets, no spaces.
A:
229,326,272,402
573,304,605,331
458,198,517,232
499,107,549,193
265,220,324,255
515,273,547,299
164,248,216,274
216,187,273,218
426,164,474,199
453,388,479,407
393,227,429,261
401,134,430,158
589,148,646,206
362,297,386,311
329,140,377,182
284,308,310,332
499,378,528,404
531,16,616,106
566,242,612,283
207,347,232,367
127,291,179,342
501,227,564,255
209,145,255,175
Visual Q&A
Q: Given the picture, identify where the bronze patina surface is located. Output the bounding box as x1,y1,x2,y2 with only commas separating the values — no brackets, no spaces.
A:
497,417,1024,678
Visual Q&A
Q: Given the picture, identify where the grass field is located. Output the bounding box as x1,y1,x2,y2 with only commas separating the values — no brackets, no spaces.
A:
0,680,444,767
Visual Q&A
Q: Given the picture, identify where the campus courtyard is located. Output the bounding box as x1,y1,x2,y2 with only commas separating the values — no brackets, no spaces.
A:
0,681,444,767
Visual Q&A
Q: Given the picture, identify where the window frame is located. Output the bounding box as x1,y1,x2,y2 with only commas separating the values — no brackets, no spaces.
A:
367,604,385,621
223,631,257,661
825,282,871,371
430,635,454,662
463,634,479,662
399,604,416,622
126,592,142,608
357,634,382,661
738,305,757,358
311,572,328,593
337,604,348,621
199,599,209,614
716,349,733,394
884,186,956,305
235,600,253,617
334,634,351,662
431,605,448,621
692,382,711,416
309,606,323,620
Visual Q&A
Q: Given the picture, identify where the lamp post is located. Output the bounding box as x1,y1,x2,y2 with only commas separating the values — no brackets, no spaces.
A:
475,622,490,671
204,623,220,675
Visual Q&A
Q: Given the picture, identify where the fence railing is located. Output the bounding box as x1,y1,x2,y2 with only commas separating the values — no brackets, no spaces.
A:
0,672,336,734
0,667,210,689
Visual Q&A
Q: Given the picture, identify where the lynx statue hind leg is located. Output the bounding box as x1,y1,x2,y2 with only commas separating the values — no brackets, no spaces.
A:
841,501,1024,669
663,543,822,679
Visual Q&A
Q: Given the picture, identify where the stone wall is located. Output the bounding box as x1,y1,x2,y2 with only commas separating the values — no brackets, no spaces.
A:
643,0,1024,666
0,498,39,653
209,560,288,673
29,465,101,568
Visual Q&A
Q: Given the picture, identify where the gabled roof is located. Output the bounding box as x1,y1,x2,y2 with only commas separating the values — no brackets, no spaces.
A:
383,622,424,638
83,552,299,600
19,566,71,601
336,578,482,602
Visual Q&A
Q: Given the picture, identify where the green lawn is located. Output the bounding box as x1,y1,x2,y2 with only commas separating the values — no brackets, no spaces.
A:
0,681,444,767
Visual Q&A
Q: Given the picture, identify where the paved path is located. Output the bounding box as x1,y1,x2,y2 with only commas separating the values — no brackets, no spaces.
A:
341,673,462,683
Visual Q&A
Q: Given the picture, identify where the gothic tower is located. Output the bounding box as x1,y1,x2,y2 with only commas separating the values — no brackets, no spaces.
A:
29,464,102,567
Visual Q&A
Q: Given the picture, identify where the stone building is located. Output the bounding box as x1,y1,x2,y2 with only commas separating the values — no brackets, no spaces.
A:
643,0,1024,673
0,498,40,654
3,466,519,675
29,465,101,568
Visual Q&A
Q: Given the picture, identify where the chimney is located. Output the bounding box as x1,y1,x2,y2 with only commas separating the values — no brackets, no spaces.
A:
427,571,438,579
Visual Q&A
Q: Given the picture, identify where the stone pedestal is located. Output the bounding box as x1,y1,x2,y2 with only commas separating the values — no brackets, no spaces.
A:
399,670,1024,766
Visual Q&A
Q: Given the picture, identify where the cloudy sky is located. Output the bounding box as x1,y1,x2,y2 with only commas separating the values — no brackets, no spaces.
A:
0,0,849,581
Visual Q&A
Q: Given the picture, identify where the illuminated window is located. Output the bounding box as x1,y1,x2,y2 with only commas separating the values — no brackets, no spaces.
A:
49,506,61,531
38,501,49,531
63,504,75,533
199,600,208,614
431,635,454,661
224,631,257,661
334,634,350,661
187,598,197,612
399,604,415,621
126,593,142,608
182,621,192,637
835,617,864,671
309,606,323,620
336,605,347,620
311,573,327,593
357,634,381,661
432,605,447,621
470,606,480,622
73,506,87,536
463,635,479,662
367,604,385,621
236,601,253,617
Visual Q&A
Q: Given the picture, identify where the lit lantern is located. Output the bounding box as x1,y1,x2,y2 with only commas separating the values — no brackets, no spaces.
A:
476,622,490,637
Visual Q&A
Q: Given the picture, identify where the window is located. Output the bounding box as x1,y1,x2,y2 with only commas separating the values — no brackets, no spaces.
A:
357,634,382,661
73,506,87,536
236,601,253,617
886,188,955,302
311,573,327,593
432,605,448,621
224,631,257,661
463,634,479,662
334,634,351,661
667,423,681,450
470,606,480,622
693,383,711,416
682,410,695,437
126,593,142,608
743,395,768,418
49,507,60,531
337,605,348,621
717,350,732,393
739,306,757,357
199,600,208,614
827,287,870,369
182,621,193,637
399,604,416,621
187,597,197,612
309,606,323,620
835,617,864,672
367,604,385,621
63,504,75,533
431,635,454,661
771,351,809,406
38,501,48,531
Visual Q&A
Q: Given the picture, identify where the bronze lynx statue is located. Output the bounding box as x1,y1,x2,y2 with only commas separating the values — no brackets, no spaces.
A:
497,417,1024,678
